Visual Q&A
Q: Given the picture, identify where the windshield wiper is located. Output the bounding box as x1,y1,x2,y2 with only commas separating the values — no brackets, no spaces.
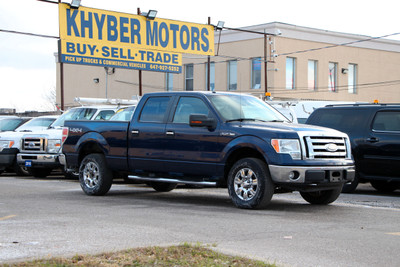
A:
268,120,285,122
225,118,255,123
226,118,285,123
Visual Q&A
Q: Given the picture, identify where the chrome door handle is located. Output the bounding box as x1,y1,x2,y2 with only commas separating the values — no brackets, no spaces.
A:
166,131,175,136
131,130,139,134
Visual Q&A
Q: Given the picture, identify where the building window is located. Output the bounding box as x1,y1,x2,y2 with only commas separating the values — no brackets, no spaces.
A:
308,60,317,90
328,62,337,92
286,57,296,90
166,73,173,91
227,60,237,90
185,64,193,91
205,62,215,91
348,63,357,94
251,57,262,89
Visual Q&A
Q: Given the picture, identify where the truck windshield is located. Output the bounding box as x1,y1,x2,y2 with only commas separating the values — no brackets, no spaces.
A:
50,108,97,128
208,94,289,123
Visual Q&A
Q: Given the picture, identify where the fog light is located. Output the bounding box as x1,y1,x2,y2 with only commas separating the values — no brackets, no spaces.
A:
289,171,300,181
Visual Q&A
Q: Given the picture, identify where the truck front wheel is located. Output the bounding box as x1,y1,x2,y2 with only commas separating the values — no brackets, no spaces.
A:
79,153,112,196
300,186,342,205
227,158,274,209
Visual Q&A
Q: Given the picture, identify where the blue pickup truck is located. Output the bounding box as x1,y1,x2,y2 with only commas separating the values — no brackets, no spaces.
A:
62,92,355,209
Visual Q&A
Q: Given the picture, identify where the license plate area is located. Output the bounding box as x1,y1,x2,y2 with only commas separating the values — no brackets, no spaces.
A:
25,160,32,167
329,170,343,182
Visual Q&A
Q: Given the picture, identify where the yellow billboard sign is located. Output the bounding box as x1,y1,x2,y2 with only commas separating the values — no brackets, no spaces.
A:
58,3,214,73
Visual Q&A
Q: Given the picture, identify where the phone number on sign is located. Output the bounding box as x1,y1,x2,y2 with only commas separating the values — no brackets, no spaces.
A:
149,64,181,72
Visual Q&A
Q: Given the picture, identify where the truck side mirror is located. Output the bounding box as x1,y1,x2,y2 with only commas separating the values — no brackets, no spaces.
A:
189,114,216,129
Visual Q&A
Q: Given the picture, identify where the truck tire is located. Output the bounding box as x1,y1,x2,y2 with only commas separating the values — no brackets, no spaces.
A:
341,175,359,193
300,186,342,205
13,162,30,176
227,157,274,209
29,168,52,178
79,153,112,196
149,182,177,192
370,181,398,193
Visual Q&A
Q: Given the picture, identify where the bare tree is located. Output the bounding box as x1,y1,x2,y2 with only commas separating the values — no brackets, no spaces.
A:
41,86,58,111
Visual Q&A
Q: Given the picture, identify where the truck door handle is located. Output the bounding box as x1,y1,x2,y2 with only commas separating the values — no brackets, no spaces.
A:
166,131,175,136
131,130,139,135
367,137,379,143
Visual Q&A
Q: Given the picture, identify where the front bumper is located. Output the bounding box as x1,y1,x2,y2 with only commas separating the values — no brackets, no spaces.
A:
0,148,18,169
269,164,355,184
17,153,65,168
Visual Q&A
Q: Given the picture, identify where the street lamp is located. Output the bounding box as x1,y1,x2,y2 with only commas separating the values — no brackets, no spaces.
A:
144,10,157,20
70,0,81,8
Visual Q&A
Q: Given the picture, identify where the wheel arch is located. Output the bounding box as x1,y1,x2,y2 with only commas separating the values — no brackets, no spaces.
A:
76,133,109,167
223,144,270,185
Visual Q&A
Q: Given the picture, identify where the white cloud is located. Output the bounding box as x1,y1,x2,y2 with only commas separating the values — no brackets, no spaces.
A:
0,67,55,112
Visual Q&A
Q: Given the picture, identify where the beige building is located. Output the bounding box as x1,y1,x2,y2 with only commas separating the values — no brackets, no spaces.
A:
56,22,400,108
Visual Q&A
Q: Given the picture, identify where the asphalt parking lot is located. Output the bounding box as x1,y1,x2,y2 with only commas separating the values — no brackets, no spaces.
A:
1,174,399,267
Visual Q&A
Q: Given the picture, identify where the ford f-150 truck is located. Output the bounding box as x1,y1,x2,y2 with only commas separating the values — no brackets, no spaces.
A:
62,92,355,209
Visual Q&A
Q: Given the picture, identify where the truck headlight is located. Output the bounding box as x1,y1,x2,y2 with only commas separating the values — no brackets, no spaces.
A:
47,139,62,153
271,139,301,160
0,140,14,152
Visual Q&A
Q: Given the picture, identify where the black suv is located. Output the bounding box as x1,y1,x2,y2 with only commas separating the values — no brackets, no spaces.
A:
306,104,400,193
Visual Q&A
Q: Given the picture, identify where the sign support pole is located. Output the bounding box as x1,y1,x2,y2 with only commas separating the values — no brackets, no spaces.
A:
137,8,143,96
58,0,64,110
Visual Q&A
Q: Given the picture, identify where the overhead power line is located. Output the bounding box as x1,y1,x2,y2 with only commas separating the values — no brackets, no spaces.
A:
0,29,59,39
278,32,400,56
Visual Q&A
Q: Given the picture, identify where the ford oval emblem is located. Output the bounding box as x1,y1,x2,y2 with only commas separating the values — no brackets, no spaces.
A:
325,143,338,152
28,142,36,148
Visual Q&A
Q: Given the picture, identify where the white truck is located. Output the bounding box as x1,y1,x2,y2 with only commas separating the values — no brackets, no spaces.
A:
17,98,137,178
0,115,58,175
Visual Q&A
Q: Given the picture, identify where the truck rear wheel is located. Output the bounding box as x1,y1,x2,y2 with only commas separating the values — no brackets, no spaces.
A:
300,186,342,205
79,153,112,196
227,158,274,209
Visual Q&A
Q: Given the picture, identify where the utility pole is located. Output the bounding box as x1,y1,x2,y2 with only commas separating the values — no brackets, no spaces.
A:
207,17,211,91
264,31,268,94
58,0,64,110
137,7,143,96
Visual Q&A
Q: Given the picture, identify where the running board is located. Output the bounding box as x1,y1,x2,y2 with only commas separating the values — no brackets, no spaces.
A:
127,175,217,186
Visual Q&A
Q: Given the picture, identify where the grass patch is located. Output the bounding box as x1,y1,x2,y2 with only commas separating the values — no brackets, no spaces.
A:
2,243,276,267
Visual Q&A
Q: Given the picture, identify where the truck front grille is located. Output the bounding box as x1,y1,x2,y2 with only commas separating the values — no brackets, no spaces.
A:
304,136,347,159
21,137,46,152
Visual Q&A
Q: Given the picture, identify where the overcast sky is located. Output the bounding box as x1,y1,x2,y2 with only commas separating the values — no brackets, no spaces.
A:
1,0,400,112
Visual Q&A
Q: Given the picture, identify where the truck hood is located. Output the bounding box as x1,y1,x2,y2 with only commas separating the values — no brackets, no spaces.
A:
230,121,348,138
21,128,62,138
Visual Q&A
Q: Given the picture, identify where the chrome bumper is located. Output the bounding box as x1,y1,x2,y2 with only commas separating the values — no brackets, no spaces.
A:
269,165,355,184
17,153,66,165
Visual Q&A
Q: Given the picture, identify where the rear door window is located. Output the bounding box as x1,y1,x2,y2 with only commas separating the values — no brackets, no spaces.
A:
139,97,171,123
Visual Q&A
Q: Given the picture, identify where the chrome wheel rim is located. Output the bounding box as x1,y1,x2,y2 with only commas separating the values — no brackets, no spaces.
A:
83,162,100,189
234,167,259,201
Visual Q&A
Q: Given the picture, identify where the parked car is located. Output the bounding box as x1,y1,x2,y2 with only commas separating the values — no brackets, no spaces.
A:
0,115,59,175
306,103,400,193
